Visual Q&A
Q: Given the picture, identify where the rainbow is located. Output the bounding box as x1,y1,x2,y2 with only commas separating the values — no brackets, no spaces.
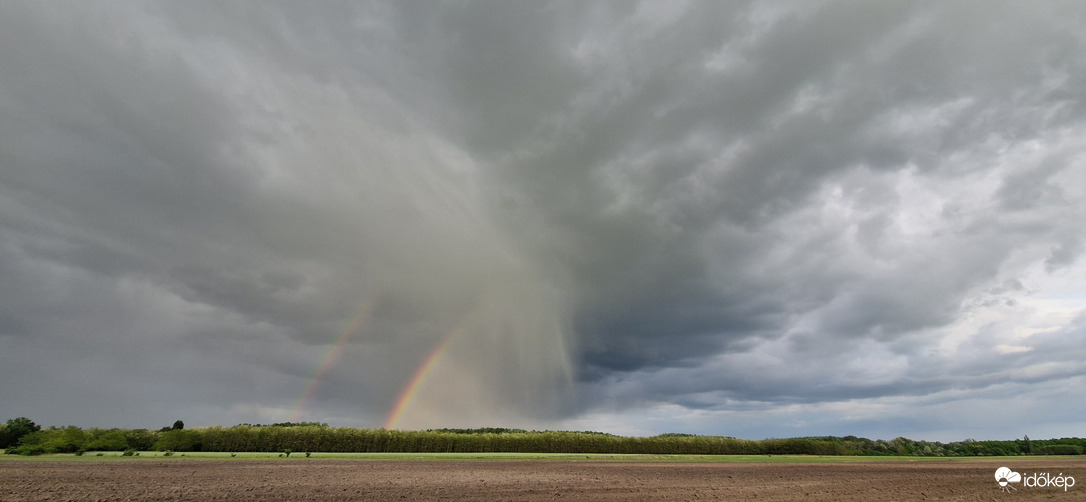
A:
286,299,374,423
383,312,472,430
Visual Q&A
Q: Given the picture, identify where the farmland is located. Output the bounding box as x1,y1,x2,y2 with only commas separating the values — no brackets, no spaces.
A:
3,455,1083,501
4,419,1084,499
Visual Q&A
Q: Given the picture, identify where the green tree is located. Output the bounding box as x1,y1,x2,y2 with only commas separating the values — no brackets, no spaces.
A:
892,437,916,455
0,417,41,449
1037,444,1083,455
124,429,157,450
85,429,128,451
41,426,87,453
154,429,202,452
172,420,185,430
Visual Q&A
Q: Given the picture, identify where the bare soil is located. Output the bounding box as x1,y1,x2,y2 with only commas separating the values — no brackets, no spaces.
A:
2,457,1082,501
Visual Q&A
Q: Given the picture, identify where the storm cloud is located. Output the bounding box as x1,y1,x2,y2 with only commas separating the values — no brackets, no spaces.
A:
1,1,1084,440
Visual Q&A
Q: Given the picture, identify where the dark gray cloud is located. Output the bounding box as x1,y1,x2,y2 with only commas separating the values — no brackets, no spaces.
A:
1,1,1084,440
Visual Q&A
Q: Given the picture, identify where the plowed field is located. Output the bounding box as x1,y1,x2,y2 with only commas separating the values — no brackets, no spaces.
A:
2,457,1082,501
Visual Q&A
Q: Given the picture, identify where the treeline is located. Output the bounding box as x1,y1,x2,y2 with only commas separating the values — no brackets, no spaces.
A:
3,418,1083,456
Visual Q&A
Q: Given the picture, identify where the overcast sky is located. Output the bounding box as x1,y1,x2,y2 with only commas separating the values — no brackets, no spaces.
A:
1,1,1084,442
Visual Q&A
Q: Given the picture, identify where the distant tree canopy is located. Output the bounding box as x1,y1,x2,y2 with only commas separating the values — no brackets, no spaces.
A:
159,420,185,433
3,417,1085,457
427,427,529,435
238,422,330,428
0,417,41,448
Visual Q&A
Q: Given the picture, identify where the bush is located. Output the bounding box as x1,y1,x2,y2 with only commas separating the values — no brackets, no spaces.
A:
162,450,173,457
122,448,137,456
7,444,46,456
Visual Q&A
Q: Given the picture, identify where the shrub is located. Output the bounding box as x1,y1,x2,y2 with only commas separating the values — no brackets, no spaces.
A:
162,450,173,457
122,448,137,456
7,444,46,456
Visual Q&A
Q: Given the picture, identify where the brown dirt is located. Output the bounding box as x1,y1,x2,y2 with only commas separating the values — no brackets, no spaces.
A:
1,457,1083,501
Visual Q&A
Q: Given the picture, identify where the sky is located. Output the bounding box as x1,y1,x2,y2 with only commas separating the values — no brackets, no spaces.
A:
1,1,1084,442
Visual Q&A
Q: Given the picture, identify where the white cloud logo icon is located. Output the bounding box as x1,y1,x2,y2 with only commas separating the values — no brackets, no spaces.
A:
996,467,1022,492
